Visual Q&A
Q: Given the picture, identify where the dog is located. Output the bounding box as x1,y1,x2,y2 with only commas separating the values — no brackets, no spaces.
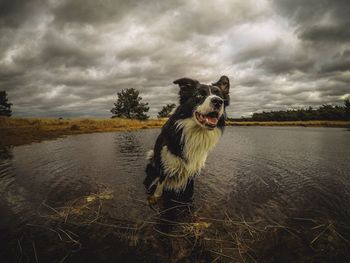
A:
144,76,230,205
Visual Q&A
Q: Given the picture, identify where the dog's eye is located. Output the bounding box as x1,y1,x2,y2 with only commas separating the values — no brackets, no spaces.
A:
212,89,221,96
199,90,207,96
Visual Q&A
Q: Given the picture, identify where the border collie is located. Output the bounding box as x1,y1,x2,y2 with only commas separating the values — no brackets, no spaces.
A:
144,76,230,205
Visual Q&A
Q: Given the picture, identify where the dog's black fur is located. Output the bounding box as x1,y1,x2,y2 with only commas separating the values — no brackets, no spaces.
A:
144,76,230,205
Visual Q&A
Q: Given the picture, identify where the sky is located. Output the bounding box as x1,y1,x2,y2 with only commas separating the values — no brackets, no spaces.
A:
0,0,349,118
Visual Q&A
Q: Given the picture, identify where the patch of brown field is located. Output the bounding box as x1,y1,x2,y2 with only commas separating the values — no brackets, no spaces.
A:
0,117,166,147
227,120,350,128
1,117,349,147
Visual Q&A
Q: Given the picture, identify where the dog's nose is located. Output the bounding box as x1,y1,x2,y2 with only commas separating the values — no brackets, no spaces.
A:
211,97,223,108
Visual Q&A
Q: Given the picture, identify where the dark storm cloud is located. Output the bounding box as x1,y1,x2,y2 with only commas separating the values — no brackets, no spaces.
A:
52,0,137,25
258,57,314,75
0,0,349,118
273,0,350,43
299,23,350,43
0,0,46,28
319,49,350,73
273,0,350,25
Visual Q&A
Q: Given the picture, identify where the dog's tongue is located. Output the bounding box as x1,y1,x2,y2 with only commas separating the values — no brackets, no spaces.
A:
206,116,218,126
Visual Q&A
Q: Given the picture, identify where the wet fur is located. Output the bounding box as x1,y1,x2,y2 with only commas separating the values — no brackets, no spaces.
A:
144,76,229,202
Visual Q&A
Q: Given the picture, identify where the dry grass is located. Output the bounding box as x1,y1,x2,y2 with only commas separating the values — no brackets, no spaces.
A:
1,117,349,147
0,116,165,129
227,120,350,127
35,189,350,262
0,117,166,146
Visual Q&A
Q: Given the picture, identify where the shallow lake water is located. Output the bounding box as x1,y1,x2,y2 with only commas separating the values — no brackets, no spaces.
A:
1,127,350,262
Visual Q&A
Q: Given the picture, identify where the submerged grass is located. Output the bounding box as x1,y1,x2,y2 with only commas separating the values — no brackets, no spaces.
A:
11,186,348,262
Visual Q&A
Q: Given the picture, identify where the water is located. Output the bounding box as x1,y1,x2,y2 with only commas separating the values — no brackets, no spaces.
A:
1,127,350,262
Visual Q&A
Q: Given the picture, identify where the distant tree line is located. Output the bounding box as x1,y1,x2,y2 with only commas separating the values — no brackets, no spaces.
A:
3,87,350,121
0,91,12,117
231,99,350,122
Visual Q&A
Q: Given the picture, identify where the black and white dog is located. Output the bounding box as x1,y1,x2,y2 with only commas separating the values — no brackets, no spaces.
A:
144,76,230,205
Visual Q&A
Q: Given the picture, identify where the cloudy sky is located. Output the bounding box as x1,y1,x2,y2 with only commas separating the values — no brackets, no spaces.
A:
0,0,349,118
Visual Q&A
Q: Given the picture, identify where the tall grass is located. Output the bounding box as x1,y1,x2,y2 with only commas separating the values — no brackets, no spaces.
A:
0,117,165,129
1,117,349,147
226,120,350,127
0,117,166,146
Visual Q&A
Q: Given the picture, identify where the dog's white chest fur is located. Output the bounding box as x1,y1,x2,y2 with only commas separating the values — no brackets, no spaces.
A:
161,118,221,191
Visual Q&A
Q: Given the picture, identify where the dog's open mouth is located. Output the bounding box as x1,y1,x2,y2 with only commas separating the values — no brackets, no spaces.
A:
195,111,220,128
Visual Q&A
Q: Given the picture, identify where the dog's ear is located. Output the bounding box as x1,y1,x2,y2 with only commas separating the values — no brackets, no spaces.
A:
173,78,199,104
213,76,230,106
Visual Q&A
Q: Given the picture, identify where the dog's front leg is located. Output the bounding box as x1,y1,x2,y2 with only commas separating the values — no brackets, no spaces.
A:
148,179,166,205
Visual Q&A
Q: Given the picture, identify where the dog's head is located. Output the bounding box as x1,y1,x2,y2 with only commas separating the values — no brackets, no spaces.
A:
173,76,230,130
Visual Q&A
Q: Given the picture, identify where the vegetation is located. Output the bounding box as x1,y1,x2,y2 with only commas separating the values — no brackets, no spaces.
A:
1,117,348,147
111,88,150,120
235,100,350,122
1,89,350,147
9,185,349,262
157,103,176,118
0,117,165,147
226,120,350,127
0,91,12,117
345,98,350,119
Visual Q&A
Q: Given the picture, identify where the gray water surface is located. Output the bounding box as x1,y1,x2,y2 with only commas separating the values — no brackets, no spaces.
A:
1,127,350,262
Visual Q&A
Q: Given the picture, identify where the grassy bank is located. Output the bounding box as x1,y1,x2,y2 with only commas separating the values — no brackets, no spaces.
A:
0,117,166,147
227,120,350,128
1,117,349,147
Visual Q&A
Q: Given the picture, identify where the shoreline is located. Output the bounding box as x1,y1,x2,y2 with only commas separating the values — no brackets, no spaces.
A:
1,117,349,147
0,117,166,147
226,120,350,128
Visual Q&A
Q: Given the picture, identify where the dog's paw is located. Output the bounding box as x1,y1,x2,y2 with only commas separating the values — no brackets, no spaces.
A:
148,195,159,206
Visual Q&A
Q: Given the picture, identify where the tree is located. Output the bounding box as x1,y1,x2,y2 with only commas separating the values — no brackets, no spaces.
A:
157,103,176,118
345,98,350,120
111,88,149,120
0,91,12,117
249,102,349,121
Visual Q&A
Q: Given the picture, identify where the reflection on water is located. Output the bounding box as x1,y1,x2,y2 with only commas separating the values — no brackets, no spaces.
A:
0,127,350,262
118,133,142,155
